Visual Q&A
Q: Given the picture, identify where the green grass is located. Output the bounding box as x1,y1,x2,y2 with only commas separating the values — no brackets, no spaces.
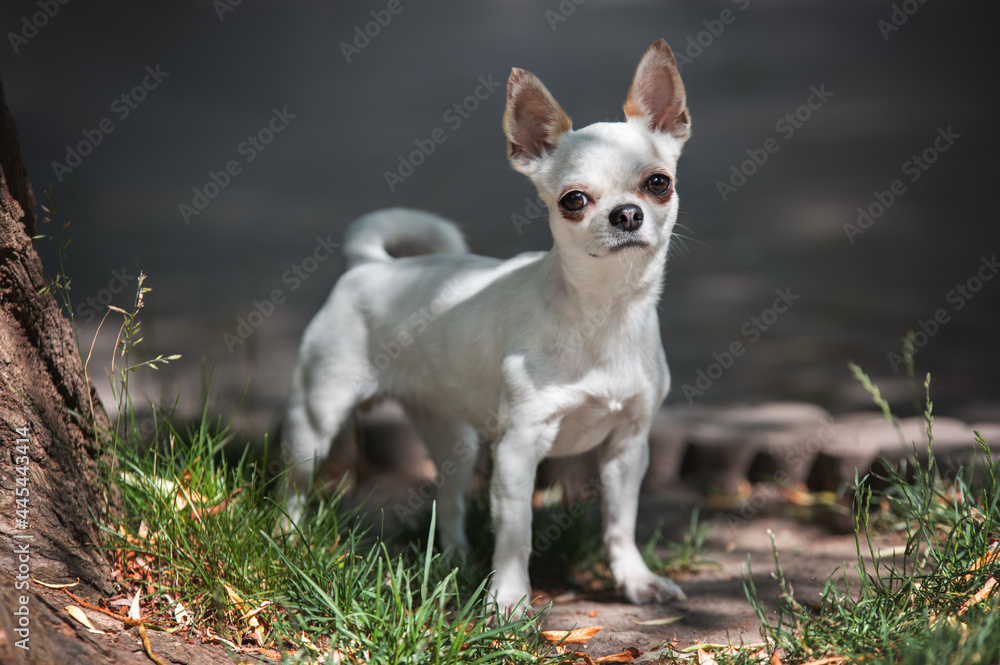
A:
99,402,712,664
106,415,570,663
643,507,719,577
736,365,1000,665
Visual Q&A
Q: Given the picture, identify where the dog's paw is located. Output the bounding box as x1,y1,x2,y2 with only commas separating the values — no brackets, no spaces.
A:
489,582,535,620
622,571,687,605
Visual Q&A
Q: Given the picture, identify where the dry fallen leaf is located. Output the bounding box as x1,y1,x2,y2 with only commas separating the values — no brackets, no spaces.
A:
238,600,272,622
540,625,603,645
965,542,1000,580
223,582,250,614
66,605,107,634
137,623,168,665
204,627,239,650
595,646,641,663
958,577,996,616
240,601,272,648
298,631,322,652
128,592,141,621
632,615,683,626
532,590,582,606
32,577,79,589
190,487,246,519
696,646,719,665
162,593,192,626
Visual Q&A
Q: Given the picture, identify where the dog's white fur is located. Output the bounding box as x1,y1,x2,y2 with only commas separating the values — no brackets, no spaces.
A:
282,39,691,615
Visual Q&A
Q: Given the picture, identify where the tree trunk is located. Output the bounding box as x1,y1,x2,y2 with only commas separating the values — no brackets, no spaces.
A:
0,75,116,658
0,77,260,665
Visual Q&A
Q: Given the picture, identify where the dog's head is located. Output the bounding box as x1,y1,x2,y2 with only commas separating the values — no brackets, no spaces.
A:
504,40,690,263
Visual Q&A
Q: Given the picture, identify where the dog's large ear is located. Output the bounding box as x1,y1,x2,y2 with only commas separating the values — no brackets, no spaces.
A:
504,68,572,174
624,39,691,141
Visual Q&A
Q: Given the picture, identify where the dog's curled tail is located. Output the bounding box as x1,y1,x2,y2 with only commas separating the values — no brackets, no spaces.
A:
343,207,468,269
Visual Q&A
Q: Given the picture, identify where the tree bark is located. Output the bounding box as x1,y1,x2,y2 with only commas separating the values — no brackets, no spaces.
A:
0,77,114,601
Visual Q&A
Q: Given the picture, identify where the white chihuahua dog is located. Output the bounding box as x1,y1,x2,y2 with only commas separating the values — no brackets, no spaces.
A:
283,39,690,615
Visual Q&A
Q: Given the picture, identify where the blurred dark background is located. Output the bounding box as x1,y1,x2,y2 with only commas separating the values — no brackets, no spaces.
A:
2,0,998,426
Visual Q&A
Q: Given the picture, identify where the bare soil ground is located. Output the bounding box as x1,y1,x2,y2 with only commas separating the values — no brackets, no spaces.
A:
0,497,883,664
541,496,883,659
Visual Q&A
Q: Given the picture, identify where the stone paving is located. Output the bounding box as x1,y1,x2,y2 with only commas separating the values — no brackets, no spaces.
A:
342,400,1000,517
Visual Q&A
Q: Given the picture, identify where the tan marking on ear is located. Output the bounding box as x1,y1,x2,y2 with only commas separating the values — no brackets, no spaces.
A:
624,39,691,141
504,67,572,163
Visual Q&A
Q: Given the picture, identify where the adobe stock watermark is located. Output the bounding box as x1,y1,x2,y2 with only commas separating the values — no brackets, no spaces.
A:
178,106,296,224
347,280,462,389
556,280,648,354
11,423,33,651
716,84,834,202
674,0,751,71
529,456,633,555
878,0,930,41
50,65,170,183
509,116,621,234
681,287,799,403
340,0,414,63
213,0,245,21
843,126,960,244
544,0,587,31
76,267,137,323
511,195,546,235
223,235,339,352
886,254,998,373
7,0,70,54
384,74,502,192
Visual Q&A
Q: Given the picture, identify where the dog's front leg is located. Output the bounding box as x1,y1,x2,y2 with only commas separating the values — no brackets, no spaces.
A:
600,427,687,604
488,424,554,617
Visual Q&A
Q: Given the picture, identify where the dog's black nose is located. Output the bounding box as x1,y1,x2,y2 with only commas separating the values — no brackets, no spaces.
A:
609,204,643,231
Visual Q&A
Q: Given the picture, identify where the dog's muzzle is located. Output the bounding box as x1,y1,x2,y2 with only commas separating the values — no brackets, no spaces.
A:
609,204,643,232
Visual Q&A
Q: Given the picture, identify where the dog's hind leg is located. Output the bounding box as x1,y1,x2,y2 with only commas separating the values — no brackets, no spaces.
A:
281,321,377,526
404,408,479,555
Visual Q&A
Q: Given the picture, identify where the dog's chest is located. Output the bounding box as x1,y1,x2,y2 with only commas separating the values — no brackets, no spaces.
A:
502,337,665,457
542,365,654,456
547,392,638,456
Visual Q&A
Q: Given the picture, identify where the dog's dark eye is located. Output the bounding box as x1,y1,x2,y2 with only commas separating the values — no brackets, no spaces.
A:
559,191,589,212
645,174,672,196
